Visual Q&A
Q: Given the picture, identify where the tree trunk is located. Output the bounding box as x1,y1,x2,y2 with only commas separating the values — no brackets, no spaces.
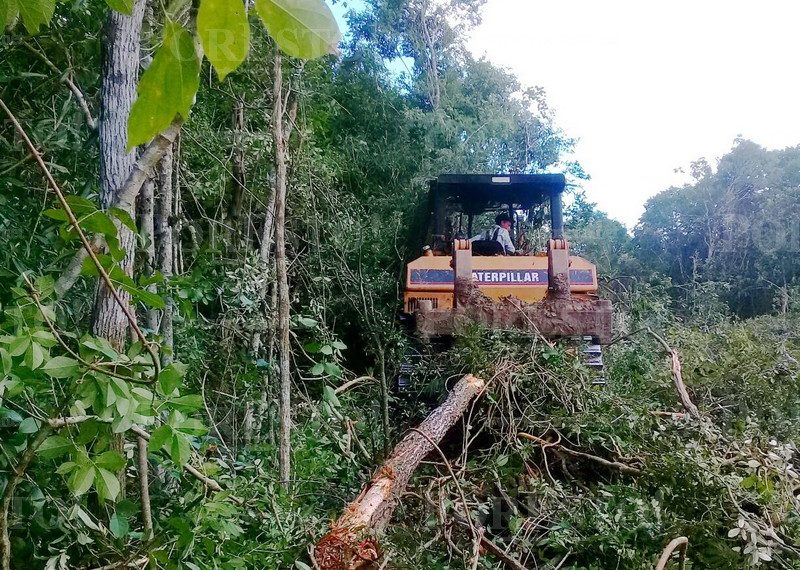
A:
93,0,147,498
420,5,441,110
155,145,175,365
259,87,297,265
173,133,184,275
138,176,158,331
314,374,486,570
259,175,277,263
228,97,247,246
376,345,390,454
92,0,147,351
252,268,278,443
272,51,292,488
53,120,182,298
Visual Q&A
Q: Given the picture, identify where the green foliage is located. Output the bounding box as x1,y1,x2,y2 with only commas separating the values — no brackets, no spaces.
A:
0,0,14,30
388,325,800,568
255,0,341,59
126,0,341,145
128,20,200,148
104,0,133,15
197,0,250,81
0,269,211,566
9,0,55,34
634,140,800,317
567,190,635,277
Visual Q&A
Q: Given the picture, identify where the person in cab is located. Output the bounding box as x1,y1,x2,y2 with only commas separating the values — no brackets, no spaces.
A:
470,212,516,255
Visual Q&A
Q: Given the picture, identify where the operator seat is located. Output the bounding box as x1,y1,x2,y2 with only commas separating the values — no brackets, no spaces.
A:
471,240,505,256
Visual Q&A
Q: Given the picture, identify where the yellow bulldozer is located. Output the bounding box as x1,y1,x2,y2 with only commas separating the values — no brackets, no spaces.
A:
401,174,612,379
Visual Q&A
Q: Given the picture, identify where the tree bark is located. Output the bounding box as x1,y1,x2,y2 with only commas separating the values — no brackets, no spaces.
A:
136,436,153,540
272,51,292,488
92,0,146,351
92,0,147,499
138,175,158,331
54,120,182,297
419,2,441,110
228,97,247,243
376,345,390,454
172,133,184,275
314,374,486,570
259,93,297,265
259,173,277,263
155,145,175,365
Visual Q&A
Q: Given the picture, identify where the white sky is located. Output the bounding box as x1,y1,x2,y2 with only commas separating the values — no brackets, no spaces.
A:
468,0,800,226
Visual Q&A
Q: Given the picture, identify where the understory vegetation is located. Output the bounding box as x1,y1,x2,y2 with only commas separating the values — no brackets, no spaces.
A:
1,0,799,568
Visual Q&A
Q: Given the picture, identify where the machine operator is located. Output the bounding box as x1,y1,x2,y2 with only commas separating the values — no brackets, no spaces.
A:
470,212,516,255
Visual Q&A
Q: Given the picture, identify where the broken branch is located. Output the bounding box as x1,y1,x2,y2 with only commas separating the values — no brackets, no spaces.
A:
518,432,642,476
314,374,486,570
647,328,702,420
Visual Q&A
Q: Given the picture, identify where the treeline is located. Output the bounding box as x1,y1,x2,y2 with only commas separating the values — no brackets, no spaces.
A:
570,140,800,319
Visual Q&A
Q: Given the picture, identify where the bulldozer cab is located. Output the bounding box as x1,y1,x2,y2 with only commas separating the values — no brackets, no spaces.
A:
403,173,613,345
428,174,567,254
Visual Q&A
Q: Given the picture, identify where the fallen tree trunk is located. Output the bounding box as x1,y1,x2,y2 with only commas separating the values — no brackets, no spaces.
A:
314,374,486,570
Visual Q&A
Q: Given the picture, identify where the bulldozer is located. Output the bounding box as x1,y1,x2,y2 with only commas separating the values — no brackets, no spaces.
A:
402,173,612,354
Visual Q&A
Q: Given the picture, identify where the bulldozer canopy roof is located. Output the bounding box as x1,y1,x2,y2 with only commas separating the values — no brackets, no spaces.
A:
432,174,566,215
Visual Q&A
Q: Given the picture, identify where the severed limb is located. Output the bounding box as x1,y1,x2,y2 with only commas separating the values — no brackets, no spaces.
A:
647,328,702,420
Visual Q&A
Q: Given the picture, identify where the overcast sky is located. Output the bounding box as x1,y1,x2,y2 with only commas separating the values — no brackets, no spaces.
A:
468,0,800,226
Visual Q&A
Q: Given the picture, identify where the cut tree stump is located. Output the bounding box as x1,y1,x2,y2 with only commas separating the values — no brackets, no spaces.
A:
313,374,486,570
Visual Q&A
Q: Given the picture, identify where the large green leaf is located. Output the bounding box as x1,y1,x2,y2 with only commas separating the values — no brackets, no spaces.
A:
108,207,137,233
169,432,192,466
0,0,18,31
168,394,204,412
79,211,118,239
81,336,119,360
64,195,98,215
176,418,208,436
8,335,30,357
110,511,130,538
39,436,75,460
0,408,22,424
254,0,340,60
27,341,45,370
17,0,54,34
128,20,200,148
197,0,250,81
95,450,127,472
69,464,95,496
148,425,172,452
0,347,11,375
19,417,39,434
105,0,133,15
122,283,165,310
159,362,187,396
95,467,121,502
41,356,79,378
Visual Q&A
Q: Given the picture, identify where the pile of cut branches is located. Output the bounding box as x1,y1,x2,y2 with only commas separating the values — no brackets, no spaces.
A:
316,326,800,569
